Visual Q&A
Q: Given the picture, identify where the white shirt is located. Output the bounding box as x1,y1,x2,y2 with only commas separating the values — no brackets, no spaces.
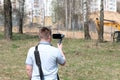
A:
25,42,66,80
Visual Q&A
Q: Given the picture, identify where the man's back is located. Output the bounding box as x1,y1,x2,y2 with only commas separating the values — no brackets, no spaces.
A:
26,42,65,80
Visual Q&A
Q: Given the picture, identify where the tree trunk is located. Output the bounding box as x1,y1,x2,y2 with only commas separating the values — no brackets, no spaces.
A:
4,0,12,40
98,0,104,42
18,0,25,34
84,22,91,39
65,0,68,30
68,0,72,30
19,17,23,33
83,0,91,40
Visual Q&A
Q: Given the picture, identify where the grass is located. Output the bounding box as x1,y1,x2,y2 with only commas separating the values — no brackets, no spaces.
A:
0,32,120,80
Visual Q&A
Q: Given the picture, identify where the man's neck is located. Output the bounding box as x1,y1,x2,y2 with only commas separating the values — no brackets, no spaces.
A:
40,39,50,43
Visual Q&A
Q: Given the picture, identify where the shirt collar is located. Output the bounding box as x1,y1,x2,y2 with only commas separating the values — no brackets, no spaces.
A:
39,41,51,45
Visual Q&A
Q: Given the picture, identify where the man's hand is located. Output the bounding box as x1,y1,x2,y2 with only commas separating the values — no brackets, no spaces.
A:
26,65,32,80
57,43,62,50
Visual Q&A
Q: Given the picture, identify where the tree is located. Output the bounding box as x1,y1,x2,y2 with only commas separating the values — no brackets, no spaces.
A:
82,0,91,39
98,0,104,42
117,1,120,13
65,0,68,30
51,0,65,29
52,0,91,40
67,0,72,30
4,0,12,40
18,0,25,34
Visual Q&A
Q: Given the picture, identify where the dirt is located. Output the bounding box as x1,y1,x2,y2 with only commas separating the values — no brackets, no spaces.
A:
90,11,120,22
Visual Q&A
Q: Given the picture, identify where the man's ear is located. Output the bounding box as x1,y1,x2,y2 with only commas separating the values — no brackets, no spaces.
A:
48,35,51,40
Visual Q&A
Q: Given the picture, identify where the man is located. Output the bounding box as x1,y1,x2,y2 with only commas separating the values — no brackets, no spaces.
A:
25,27,66,80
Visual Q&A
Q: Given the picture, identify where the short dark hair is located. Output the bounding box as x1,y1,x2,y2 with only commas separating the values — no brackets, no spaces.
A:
39,27,51,40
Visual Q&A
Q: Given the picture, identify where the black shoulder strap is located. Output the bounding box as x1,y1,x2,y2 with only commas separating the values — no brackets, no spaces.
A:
34,45,44,80
57,74,60,80
34,45,60,80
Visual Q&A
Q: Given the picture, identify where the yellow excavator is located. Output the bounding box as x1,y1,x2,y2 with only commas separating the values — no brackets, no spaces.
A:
95,18,120,42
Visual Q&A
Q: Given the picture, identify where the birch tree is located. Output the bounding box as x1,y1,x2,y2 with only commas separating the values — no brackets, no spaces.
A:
65,0,68,30
82,0,91,39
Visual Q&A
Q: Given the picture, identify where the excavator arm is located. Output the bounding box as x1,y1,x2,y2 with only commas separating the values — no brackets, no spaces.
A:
96,18,120,31
95,18,120,42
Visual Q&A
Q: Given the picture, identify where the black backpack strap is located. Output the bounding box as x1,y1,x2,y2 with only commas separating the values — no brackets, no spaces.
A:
57,73,60,80
34,45,60,80
34,45,44,80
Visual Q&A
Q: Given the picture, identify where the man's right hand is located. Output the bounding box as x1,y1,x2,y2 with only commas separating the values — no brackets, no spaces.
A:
57,43,62,50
